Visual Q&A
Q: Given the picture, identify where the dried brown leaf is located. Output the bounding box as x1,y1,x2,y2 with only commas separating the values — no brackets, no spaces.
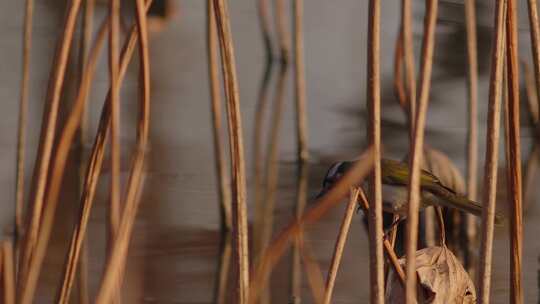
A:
386,246,476,304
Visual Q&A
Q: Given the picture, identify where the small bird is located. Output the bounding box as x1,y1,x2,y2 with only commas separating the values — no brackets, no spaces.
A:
320,158,504,223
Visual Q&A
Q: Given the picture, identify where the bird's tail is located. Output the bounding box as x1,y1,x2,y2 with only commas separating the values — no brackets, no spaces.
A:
426,185,505,225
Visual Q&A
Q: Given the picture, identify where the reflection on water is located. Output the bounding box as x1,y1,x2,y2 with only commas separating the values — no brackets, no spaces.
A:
1,1,540,303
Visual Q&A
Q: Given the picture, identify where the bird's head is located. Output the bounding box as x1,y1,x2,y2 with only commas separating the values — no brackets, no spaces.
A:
317,161,354,199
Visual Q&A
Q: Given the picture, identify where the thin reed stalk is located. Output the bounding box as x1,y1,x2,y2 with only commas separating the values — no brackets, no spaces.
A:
524,144,539,209
291,5,309,297
249,148,374,304
322,189,359,304
464,0,479,274
207,1,233,302
260,96,283,291
357,189,406,286
18,0,82,284
504,1,523,300
390,214,399,248
401,0,416,129
94,160,146,304
207,0,232,236
17,16,108,304
15,0,33,247
3,241,15,304
523,61,539,124
95,0,151,300
78,0,95,151
215,234,233,304
394,30,408,115
477,0,506,302
76,2,95,303
404,0,438,302
424,207,435,247
293,0,308,163
299,241,324,304
212,0,250,302
383,241,406,285
392,8,408,249
526,0,540,114
56,4,152,301
258,0,274,58
291,160,308,304
275,0,290,63
523,61,540,210
252,0,274,272
435,207,446,245
57,104,108,304
259,2,291,301
108,0,121,245
366,0,384,302
252,0,274,278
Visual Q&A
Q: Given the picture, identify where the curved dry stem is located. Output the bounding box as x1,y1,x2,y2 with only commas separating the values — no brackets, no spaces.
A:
19,0,83,284
207,0,233,302
526,0,540,117
258,64,288,303
78,0,95,150
56,101,109,304
524,144,539,210
404,0,438,302
252,57,274,264
76,2,95,303
291,160,309,303
3,241,15,304
29,2,152,302
15,0,34,248
214,233,233,304
523,60,540,124
299,240,324,304
401,0,416,131
207,0,232,234
108,0,121,248
17,12,107,304
465,0,479,201
367,0,384,302
323,189,359,304
357,189,406,286
393,29,409,118
248,148,374,304
258,0,274,60
212,0,250,302
464,0,479,274
293,0,308,163
252,0,275,274
504,1,523,299
477,0,506,302
95,0,151,301
257,1,292,301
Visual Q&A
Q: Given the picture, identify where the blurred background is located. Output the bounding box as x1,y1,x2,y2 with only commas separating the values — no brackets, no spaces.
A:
1,0,539,302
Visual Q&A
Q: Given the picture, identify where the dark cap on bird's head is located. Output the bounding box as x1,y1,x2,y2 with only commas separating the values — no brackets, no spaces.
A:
317,160,354,198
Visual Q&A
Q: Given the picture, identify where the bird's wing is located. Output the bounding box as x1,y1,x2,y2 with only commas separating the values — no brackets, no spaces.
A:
381,159,453,193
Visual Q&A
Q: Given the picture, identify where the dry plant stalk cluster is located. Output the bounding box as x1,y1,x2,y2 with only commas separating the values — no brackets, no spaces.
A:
8,0,152,303
4,0,536,303
243,0,528,302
